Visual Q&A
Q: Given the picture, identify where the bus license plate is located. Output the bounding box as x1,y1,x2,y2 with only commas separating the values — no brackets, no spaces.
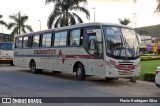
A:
124,70,130,73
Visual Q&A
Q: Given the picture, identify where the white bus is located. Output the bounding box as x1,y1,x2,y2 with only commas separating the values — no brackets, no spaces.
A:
14,22,141,80
0,42,14,66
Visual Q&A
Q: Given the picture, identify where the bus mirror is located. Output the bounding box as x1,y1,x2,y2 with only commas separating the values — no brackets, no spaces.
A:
96,29,102,42
136,33,141,44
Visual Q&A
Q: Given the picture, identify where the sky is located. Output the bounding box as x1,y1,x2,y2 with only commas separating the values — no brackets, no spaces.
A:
0,0,159,34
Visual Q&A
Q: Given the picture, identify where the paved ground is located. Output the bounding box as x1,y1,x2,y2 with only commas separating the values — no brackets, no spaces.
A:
0,64,159,106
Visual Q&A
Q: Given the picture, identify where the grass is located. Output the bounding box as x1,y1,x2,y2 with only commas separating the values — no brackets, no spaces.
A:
139,60,160,80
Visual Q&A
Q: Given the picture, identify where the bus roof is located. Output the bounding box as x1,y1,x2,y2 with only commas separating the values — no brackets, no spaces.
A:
15,22,133,37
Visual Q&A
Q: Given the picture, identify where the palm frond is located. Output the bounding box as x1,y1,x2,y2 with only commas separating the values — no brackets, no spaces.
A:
155,0,160,13
11,27,19,35
0,21,8,27
68,12,76,25
47,11,63,29
0,14,2,18
9,12,33,34
54,17,62,28
46,0,89,28
72,12,83,23
70,6,90,19
8,23,16,29
24,25,33,32
45,0,60,5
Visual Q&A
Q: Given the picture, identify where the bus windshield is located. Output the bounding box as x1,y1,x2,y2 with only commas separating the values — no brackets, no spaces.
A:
0,43,13,50
103,26,139,59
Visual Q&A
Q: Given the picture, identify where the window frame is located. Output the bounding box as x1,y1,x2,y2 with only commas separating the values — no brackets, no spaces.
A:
15,37,23,48
23,36,29,48
32,35,40,48
54,31,67,47
69,29,82,46
42,33,52,48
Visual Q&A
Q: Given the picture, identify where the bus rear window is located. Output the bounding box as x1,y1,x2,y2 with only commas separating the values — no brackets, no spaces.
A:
0,43,13,50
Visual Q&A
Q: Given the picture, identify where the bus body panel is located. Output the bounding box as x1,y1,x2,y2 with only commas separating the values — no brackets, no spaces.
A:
13,22,140,79
14,47,106,77
104,57,140,78
0,42,13,65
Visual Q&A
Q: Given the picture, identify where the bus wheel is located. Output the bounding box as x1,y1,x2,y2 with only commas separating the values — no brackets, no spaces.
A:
30,61,39,74
10,61,14,66
76,63,86,81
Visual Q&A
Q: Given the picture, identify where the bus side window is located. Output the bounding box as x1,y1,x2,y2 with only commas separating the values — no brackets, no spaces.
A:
69,29,82,46
42,33,52,47
15,37,23,48
32,35,40,47
88,33,97,55
23,36,29,48
54,31,67,46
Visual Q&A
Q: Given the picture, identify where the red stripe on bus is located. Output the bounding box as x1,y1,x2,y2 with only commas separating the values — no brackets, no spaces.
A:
65,55,97,59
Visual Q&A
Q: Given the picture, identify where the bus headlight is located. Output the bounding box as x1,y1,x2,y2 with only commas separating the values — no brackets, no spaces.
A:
109,63,116,68
105,60,116,68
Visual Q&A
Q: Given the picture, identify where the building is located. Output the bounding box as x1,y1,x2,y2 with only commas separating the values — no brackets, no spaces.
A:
136,24,160,54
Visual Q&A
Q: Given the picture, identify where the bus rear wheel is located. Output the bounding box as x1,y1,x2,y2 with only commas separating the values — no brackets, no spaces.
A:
30,61,42,74
76,63,86,81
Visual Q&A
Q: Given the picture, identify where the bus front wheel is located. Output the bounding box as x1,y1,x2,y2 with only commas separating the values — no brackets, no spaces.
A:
76,63,86,81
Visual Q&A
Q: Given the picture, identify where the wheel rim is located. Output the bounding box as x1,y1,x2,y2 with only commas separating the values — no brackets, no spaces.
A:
77,67,82,77
31,63,36,72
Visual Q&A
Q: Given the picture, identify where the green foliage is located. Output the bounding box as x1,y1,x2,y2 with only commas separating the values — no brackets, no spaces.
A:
8,12,33,35
140,56,160,61
143,72,156,82
0,14,7,27
140,60,159,80
45,0,90,28
155,0,160,13
119,18,131,25
140,56,152,61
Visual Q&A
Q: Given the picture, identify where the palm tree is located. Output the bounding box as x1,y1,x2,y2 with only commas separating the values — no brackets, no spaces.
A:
155,0,160,13
8,12,33,35
0,14,7,27
45,0,90,29
119,18,131,25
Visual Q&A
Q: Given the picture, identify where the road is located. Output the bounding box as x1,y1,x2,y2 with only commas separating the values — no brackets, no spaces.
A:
0,64,159,106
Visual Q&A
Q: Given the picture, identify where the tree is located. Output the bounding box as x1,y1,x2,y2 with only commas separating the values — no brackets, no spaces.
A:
119,18,131,25
8,12,33,35
45,0,90,29
155,0,160,13
0,14,7,27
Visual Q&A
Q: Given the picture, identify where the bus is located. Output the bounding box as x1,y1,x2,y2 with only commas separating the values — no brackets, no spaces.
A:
14,22,141,80
0,42,14,66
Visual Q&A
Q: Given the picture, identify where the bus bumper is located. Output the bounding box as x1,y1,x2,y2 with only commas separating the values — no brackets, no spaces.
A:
105,67,140,78
0,58,13,64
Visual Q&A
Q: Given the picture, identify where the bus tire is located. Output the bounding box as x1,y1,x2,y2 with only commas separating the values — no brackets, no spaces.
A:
76,63,86,81
30,61,41,74
10,61,14,66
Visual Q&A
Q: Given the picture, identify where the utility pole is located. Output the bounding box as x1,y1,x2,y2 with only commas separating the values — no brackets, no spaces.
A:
133,0,137,28
92,7,95,22
39,20,41,31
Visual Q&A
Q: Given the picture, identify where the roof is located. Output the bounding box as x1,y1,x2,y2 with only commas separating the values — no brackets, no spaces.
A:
136,24,160,36
16,22,133,37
